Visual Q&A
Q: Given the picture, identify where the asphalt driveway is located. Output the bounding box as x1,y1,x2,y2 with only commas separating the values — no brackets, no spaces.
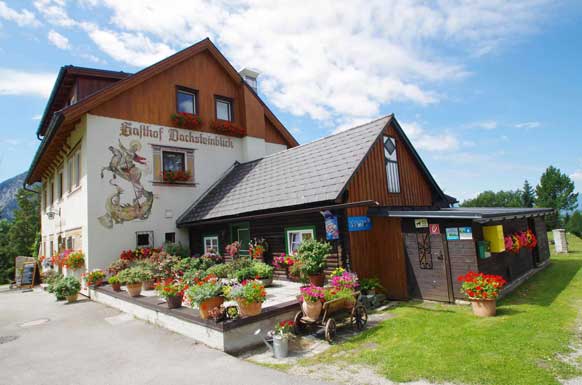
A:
0,287,330,385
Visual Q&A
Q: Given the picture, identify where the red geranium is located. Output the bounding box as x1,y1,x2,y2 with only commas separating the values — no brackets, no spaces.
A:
458,271,507,300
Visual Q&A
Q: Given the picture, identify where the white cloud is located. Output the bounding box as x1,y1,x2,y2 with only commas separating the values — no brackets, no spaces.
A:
467,120,498,130
0,68,56,98
515,121,541,129
401,121,459,152
48,29,70,49
571,171,582,182
32,114,42,120
31,0,553,126
0,1,40,27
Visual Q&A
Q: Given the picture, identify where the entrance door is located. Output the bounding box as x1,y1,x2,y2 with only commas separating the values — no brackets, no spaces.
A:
231,223,250,257
405,231,454,302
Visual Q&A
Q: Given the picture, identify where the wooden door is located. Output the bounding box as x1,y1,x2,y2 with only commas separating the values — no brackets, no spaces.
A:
405,231,453,302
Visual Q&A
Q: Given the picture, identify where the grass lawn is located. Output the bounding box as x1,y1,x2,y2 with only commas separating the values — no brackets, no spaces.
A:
303,233,582,385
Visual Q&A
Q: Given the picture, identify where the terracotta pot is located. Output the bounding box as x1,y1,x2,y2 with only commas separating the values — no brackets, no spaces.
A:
111,282,122,292
308,274,325,287
237,299,262,317
470,299,497,317
199,296,224,319
66,293,78,303
142,279,155,290
302,300,323,320
126,282,142,297
166,295,183,309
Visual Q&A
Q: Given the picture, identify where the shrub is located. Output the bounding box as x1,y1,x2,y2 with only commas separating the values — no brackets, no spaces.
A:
163,242,191,258
108,275,120,285
118,267,150,285
47,272,64,298
186,275,224,305
206,263,231,278
297,239,331,276
53,276,81,299
230,266,257,282
229,280,266,304
42,270,62,286
252,261,274,279
108,259,131,275
182,269,207,285
360,277,383,294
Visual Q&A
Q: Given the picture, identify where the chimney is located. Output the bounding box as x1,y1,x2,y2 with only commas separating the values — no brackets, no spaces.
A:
239,68,260,93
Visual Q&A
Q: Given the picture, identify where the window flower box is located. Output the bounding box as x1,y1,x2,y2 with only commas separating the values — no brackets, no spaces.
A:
171,112,202,130
210,119,246,137
162,170,192,184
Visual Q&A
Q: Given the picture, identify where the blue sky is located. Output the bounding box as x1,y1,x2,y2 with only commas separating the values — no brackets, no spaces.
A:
0,0,581,202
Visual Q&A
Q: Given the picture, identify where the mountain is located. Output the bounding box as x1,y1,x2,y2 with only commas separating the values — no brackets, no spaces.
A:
0,172,26,221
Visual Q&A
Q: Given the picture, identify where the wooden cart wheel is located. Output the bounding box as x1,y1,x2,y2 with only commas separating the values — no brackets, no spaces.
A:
351,304,368,331
324,318,336,343
293,311,306,335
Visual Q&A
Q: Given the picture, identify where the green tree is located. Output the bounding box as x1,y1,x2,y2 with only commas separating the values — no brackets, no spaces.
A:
567,211,582,237
0,188,40,284
461,190,523,208
521,179,535,208
535,166,579,229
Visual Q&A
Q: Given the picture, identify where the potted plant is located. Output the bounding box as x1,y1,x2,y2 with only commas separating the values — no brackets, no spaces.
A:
64,251,85,271
272,320,295,358
249,238,268,260
108,274,122,292
273,254,297,280
54,276,81,303
118,267,147,297
133,261,156,290
186,275,225,319
83,269,106,287
360,277,383,295
296,239,331,286
155,279,188,309
252,261,274,287
108,259,131,275
225,241,241,259
458,272,507,317
299,284,325,320
229,280,267,317
330,270,359,291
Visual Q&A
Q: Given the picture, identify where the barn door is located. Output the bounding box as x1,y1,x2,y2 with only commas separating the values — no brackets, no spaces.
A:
406,231,454,302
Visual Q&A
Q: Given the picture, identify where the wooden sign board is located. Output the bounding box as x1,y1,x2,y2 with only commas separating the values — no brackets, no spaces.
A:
20,262,37,289
14,256,36,287
414,218,429,228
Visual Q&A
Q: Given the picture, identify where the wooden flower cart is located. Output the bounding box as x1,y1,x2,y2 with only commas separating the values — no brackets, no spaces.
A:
293,291,368,342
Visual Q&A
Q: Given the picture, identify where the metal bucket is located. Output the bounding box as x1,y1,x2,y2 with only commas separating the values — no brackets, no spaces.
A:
272,334,289,359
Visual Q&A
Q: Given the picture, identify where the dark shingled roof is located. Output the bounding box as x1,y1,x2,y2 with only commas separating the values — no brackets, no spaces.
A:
177,116,392,225
370,207,555,222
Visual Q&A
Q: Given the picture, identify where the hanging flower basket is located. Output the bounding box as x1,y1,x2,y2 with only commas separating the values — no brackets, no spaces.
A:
171,112,202,130
211,120,246,137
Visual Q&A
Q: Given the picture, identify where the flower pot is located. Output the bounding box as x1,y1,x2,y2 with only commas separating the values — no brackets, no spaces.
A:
273,334,289,358
66,293,78,303
111,282,122,292
126,282,142,297
237,299,262,317
286,270,300,282
142,279,155,291
302,300,323,320
199,296,224,319
470,299,497,317
308,274,325,287
259,277,273,287
166,295,183,309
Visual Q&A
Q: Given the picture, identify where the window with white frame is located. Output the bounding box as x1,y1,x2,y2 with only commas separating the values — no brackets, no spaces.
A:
215,97,233,121
57,170,63,200
68,147,82,191
136,231,153,248
203,235,219,254
383,136,400,193
285,227,315,255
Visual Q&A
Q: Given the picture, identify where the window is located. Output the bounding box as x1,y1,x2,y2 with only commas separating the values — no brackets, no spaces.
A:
203,235,219,254
136,231,153,248
165,232,176,244
383,136,400,193
50,181,55,205
67,158,73,192
75,151,81,187
285,226,315,255
68,148,82,191
163,151,185,173
43,187,47,211
66,237,73,250
152,145,194,184
215,97,233,121
176,87,197,114
57,171,63,200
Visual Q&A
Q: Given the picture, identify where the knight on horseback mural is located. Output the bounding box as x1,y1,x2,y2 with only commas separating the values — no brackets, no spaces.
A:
98,139,154,229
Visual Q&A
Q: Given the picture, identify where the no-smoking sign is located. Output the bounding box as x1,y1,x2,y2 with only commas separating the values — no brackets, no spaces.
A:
429,224,440,235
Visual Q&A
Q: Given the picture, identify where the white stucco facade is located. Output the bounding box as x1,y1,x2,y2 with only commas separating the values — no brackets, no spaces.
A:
40,113,287,271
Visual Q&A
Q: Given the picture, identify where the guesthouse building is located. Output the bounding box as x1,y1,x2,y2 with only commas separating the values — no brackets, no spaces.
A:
27,38,552,302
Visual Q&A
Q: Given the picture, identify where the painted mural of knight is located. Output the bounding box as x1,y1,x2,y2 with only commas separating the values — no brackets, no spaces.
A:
98,139,154,229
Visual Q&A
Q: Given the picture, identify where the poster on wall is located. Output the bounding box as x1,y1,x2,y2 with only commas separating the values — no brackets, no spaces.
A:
459,227,473,240
348,216,372,232
446,227,460,241
321,210,340,240
415,218,429,228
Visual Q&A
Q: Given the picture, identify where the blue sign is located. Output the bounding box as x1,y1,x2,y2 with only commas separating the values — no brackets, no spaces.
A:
348,216,372,232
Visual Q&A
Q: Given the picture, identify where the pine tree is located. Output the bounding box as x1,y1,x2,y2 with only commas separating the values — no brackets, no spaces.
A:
536,166,579,229
521,179,535,208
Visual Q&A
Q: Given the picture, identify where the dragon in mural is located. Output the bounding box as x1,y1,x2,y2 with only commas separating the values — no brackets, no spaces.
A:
98,140,154,229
